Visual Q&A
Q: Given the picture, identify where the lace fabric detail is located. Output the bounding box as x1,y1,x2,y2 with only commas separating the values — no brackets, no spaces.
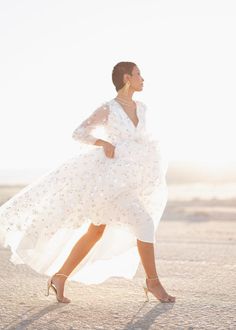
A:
72,103,110,145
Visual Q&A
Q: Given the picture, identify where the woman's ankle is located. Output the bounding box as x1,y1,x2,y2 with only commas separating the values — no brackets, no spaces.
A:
146,276,161,285
146,274,159,280
53,272,69,280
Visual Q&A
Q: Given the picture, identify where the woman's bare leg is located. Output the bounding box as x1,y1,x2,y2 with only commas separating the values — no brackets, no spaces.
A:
137,239,158,278
137,239,175,302
51,223,106,299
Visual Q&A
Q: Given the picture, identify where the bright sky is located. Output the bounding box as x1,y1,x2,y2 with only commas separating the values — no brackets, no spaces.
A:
0,0,236,171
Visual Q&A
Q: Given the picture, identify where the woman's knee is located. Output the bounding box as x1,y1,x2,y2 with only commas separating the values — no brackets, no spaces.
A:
87,223,106,240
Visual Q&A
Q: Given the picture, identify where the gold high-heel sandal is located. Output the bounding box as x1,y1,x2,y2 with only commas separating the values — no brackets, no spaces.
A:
45,273,71,303
143,276,175,303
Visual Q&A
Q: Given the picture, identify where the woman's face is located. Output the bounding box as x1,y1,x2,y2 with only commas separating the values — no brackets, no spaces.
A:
125,65,144,91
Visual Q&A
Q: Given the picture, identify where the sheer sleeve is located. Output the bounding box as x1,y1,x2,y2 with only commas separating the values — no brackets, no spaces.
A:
72,103,109,145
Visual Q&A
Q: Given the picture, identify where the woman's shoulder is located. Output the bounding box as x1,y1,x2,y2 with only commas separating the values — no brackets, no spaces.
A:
93,100,111,112
97,99,115,110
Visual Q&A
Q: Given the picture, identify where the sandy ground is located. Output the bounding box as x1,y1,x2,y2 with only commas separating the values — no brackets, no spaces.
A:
0,187,236,329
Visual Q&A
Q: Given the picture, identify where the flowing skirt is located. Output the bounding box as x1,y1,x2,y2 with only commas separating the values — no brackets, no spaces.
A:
0,138,168,284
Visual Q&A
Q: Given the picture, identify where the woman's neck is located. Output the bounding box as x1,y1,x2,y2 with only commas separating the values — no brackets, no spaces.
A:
116,90,134,101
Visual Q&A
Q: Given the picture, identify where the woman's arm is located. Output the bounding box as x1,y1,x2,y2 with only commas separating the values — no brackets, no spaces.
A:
72,103,109,145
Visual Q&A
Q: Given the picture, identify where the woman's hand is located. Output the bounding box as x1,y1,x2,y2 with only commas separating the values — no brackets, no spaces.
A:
94,139,115,158
102,141,116,158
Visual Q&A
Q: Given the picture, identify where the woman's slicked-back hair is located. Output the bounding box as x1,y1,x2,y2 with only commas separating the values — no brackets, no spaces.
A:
112,61,137,92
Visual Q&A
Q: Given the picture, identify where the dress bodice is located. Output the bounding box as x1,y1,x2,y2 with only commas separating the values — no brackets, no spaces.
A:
72,98,148,146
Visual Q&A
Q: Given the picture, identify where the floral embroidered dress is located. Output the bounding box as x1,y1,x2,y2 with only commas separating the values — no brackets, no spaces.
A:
0,98,168,284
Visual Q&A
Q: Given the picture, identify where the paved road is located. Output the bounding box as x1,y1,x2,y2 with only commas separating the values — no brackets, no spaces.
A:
0,218,236,330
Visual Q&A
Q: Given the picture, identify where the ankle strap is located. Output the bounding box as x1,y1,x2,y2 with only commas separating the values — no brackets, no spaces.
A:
146,276,159,280
55,273,68,278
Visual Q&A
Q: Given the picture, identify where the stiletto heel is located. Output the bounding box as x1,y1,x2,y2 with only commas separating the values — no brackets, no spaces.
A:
45,273,71,303
143,285,149,302
45,280,51,296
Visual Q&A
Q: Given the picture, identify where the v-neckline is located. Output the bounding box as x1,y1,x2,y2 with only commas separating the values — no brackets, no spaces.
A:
113,99,140,129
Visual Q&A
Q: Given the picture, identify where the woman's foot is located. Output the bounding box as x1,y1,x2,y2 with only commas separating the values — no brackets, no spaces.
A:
146,277,176,303
50,273,71,303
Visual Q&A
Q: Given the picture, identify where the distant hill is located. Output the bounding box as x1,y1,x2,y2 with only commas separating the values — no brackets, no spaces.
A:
166,161,236,184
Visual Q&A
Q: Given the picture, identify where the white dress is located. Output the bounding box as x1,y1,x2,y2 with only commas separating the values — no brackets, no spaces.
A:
0,98,168,284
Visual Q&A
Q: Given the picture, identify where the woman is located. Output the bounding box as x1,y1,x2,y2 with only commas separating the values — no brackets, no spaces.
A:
0,61,175,304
